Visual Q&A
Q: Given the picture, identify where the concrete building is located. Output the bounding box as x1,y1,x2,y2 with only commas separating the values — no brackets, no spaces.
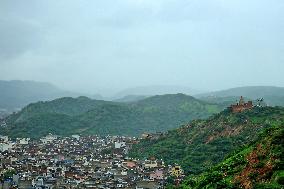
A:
0,142,13,152
115,142,126,149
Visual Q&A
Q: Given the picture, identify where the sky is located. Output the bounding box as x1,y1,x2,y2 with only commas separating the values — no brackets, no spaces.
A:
0,0,283,96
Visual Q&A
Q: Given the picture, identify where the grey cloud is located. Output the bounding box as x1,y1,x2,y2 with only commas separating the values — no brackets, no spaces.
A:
0,0,283,95
0,18,43,60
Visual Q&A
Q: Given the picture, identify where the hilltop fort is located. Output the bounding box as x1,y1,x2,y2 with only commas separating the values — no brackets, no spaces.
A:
230,96,253,113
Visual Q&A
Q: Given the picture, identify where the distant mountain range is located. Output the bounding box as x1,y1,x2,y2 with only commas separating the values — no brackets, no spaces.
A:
0,81,206,111
197,86,284,98
196,86,284,107
113,95,149,103
0,80,81,111
1,80,284,113
0,80,106,112
113,85,204,98
2,94,224,138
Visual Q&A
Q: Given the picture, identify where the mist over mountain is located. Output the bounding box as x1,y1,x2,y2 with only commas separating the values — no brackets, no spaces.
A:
197,86,284,98
113,85,205,99
2,80,284,113
196,86,284,106
0,80,82,111
113,95,149,103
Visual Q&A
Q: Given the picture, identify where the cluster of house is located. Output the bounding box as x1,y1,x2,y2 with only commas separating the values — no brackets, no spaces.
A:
0,134,184,189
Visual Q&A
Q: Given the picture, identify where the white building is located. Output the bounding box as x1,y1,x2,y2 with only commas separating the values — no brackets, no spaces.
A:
115,142,126,149
144,160,158,169
40,134,57,144
71,135,80,140
0,142,14,152
19,138,30,145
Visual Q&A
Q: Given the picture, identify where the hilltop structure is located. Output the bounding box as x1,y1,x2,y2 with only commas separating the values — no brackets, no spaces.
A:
230,96,253,113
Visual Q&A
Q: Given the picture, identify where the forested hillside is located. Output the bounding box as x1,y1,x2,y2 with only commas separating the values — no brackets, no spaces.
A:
1,94,223,138
129,107,284,177
177,118,284,189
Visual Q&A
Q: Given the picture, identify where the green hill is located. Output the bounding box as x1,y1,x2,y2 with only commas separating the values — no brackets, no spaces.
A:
178,116,284,189
8,96,115,123
129,107,284,176
2,94,223,138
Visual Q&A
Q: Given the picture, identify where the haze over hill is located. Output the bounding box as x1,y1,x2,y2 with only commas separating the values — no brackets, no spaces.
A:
197,86,284,98
114,95,149,103
0,80,206,111
0,80,78,110
1,1,283,94
0,80,101,111
197,86,284,106
1,80,284,113
113,85,204,99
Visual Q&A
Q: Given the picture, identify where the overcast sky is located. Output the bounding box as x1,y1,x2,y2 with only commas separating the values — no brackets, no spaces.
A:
0,0,283,95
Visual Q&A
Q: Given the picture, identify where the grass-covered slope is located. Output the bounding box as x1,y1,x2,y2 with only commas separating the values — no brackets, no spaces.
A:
134,93,221,114
129,107,284,175
2,94,223,138
178,118,284,189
